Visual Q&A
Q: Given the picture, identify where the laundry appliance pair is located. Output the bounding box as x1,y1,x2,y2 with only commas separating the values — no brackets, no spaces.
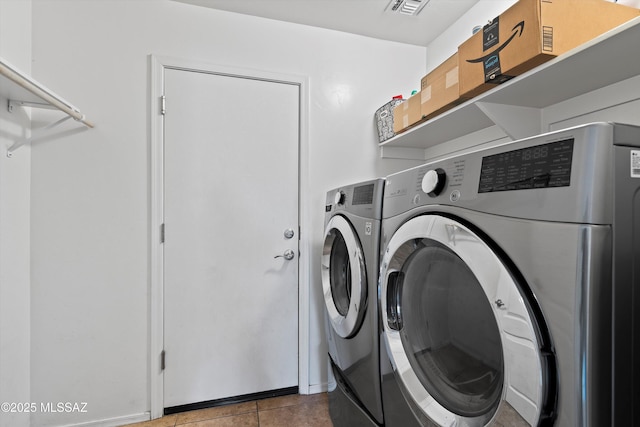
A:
323,122,640,427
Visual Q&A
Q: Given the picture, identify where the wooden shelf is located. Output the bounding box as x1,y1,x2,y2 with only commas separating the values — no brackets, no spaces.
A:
380,16,640,159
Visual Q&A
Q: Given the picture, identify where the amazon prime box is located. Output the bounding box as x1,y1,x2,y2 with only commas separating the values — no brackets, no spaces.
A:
458,0,640,99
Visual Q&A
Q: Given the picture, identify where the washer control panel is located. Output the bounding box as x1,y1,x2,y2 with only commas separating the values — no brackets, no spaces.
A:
383,122,628,223
413,159,467,204
421,168,446,196
478,139,574,193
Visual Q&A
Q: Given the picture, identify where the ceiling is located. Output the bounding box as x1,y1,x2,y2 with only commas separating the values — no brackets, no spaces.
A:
174,0,481,46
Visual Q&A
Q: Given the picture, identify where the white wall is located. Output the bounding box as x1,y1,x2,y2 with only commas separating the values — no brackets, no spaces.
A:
26,1,425,425
0,1,31,427
615,0,640,8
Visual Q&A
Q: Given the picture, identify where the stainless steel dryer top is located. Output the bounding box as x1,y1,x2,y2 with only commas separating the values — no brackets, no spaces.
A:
383,122,640,224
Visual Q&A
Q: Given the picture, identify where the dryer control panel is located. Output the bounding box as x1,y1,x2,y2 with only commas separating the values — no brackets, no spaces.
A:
325,178,384,220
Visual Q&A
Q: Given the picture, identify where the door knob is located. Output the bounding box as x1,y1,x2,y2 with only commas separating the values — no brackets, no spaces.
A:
274,249,295,260
284,228,295,239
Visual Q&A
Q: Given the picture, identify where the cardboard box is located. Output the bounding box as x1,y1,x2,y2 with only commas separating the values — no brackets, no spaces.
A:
420,53,465,120
458,0,640,99
393,93,422,133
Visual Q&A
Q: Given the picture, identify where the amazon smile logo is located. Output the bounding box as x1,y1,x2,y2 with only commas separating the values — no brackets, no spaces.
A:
466,21,525,65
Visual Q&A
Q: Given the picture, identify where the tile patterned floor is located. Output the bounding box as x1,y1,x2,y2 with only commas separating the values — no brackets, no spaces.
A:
122,393,333,427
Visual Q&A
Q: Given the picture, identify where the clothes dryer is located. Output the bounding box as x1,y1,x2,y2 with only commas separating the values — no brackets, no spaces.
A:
378,122,640,426
322,178,385,426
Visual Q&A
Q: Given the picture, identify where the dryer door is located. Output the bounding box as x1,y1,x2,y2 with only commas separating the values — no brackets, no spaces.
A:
380,214,551,426
322,215,367,338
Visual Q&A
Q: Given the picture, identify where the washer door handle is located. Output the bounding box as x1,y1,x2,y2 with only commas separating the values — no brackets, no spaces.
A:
274,249,295,260
386,271,404,331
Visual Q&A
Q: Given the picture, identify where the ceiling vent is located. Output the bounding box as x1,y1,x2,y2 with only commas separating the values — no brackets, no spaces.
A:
385,0,430,16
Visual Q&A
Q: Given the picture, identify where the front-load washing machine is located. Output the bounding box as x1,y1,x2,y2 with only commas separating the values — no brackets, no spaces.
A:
378,122,640,426
322,178,385,426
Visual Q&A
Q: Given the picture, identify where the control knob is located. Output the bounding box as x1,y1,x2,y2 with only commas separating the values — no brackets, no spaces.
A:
334,191,346,205
422,168,446,197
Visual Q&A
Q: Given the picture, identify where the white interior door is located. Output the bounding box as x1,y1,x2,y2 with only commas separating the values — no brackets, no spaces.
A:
163,67,299,408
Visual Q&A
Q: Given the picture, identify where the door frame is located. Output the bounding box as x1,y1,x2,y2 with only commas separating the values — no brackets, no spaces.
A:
149,54,310,419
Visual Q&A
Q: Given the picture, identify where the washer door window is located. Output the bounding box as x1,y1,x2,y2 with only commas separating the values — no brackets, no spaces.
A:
322,215,367,338
380,215,546,426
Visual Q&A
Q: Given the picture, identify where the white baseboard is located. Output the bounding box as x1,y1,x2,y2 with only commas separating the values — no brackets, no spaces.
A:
58,412,149,427
305,383,329,394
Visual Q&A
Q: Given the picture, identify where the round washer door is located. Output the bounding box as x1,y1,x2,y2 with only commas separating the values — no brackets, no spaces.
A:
380,214,550,426
322,215,367,338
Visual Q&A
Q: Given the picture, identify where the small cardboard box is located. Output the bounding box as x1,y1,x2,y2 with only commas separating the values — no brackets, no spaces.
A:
421,53,465,120
458,0,640,99
375,96,404,143
393,93,422,133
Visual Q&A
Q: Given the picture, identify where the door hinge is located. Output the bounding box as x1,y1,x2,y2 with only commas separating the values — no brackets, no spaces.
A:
160,350,166,370
160,223,165,243
160,95,166,115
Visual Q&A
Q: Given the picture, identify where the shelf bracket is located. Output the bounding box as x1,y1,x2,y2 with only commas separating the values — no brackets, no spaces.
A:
475,102,543,141
379,145,428,160
7,99,74,157
8,99,57,113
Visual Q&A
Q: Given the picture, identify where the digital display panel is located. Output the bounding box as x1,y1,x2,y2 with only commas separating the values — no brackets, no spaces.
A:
478,139,574,193
352,183,375,205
